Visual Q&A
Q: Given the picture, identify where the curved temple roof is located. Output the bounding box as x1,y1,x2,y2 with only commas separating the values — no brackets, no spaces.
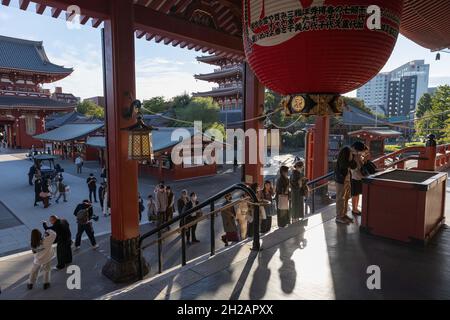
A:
0,35,73,79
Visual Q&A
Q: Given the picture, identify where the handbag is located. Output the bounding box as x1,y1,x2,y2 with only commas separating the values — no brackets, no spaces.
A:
259,205,267,220
277,194,289,210
264,200,277,217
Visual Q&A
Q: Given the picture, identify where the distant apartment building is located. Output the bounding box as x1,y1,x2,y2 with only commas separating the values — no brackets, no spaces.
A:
357,60,430,117
84,96,106,108
356,72,389,114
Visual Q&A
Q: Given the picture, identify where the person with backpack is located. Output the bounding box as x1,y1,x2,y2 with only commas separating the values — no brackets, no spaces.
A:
290,161,308,223
43,215,72,270
73,200,98,250
27,228,56,290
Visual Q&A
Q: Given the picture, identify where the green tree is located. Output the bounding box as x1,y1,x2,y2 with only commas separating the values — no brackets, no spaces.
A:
415,85,450,142
416,93,433,118
343,96,375,115
174,97,219,128
142,96,170,114
169,93,191,109
77,100,104,118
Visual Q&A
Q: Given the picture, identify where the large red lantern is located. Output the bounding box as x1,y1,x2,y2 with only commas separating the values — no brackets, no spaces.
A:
400,0,450,51
243,0,403,116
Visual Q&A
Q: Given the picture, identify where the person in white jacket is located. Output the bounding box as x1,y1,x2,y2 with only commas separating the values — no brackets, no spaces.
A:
27,228,56,290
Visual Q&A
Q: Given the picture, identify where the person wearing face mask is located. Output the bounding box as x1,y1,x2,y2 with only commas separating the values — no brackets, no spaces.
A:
276,166,291,227
290,161,307,223
182,192,201,244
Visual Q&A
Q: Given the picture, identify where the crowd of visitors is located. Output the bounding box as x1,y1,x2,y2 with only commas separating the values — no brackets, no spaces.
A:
25,141,376,290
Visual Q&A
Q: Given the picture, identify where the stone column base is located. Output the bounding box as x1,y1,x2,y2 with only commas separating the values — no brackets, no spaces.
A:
102,236,149,283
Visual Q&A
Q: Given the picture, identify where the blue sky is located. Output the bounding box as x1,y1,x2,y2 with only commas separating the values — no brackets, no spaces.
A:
1,2,449,100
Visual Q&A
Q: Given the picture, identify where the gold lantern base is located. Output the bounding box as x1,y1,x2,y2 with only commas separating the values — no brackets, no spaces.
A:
281,94,344,117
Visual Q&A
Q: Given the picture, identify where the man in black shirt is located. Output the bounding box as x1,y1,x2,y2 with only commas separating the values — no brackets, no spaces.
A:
86,173,97,203
43,215,72,269
73,200,98,250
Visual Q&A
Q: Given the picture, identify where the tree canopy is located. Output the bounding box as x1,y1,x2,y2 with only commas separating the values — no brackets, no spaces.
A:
173,97,220,128
142,96,170,114
77,100,104,118
416,93,433,118
415,85,450,142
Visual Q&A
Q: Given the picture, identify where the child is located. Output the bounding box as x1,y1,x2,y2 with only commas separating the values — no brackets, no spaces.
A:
28,228,56,290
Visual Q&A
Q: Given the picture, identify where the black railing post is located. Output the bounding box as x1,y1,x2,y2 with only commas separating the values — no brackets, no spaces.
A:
252,205,260,251
157,230,162,274
210,202,215,256
181,217,186,266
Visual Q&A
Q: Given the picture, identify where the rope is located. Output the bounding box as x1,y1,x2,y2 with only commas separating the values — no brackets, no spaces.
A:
141,105,283,127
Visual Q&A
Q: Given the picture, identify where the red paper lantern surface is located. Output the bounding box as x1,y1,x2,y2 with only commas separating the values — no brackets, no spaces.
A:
243,0,404,95
400,0,450,51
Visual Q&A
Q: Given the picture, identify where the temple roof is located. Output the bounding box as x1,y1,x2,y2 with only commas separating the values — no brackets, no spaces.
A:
348,127,402,138
45,111,87,130
34,123,104,142
0,95,76,111
85,127,197,153
0,35,73,79
196,55,240,66
195,66,242,82
193,86,242,98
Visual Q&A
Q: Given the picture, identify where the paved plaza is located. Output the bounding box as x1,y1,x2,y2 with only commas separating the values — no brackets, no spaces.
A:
1,147,449,300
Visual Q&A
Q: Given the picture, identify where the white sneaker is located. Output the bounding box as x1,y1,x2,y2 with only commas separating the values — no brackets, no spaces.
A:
92,244,99,250
74,246,80,251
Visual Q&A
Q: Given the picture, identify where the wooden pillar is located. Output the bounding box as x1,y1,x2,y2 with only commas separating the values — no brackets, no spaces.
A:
312,116,329,180
243,63,264,187
101,0,148,282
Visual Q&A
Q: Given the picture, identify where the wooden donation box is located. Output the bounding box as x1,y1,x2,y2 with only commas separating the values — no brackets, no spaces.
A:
361,169,447,244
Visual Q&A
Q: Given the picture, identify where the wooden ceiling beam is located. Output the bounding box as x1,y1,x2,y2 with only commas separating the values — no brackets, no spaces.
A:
35,3,47,14
134,6,244,56
19,0,31,10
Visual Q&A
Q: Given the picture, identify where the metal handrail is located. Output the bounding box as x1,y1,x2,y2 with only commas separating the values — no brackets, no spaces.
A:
138,182,260,279
306,171,335,215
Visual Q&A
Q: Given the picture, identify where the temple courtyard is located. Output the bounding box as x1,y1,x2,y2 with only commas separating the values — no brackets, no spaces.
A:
0,146,449,299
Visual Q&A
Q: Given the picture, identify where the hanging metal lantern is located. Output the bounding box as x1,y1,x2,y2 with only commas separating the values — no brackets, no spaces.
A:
122,100,157,161
243,0,403,117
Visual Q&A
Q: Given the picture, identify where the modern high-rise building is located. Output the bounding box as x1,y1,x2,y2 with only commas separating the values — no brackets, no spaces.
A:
356,60,430,117
356,72,390,114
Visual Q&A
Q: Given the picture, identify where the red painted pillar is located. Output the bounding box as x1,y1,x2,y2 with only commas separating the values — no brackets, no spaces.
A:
418,135,437,171
312,116,329,180
102,0,148,282
243,63,264,187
